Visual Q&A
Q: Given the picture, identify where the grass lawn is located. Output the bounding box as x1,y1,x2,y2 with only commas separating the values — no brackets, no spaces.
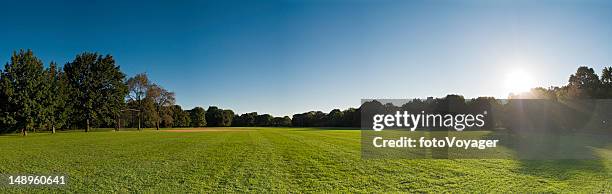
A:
0,127,610,193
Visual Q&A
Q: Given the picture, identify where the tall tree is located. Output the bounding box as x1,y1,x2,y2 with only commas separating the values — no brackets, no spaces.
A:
206,106,223,127
126,73,150,130
189,107,207,127
601,67,612,98
0,50,46,136
41,62,71,133
140,98,159,128
64,52,127,132
221,109,234,127
567,66,601,98
0,71,10,133
602,67,612,86
170,105,191,127
147,84,175,130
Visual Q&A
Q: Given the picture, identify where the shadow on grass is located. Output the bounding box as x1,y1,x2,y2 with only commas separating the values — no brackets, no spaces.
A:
517,159,609,181
485,130,611,181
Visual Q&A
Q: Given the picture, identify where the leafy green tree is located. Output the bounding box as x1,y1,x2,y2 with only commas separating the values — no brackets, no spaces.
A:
0,74,11,133
567,66,601,99
189,107,206,127
341,108,359,127
255,114,273,126
126,73,150,130
206,106,224,127
140,98,159,128
170,105,191,127
41,62,72,133
64,52,127,131
272,116,291,127
160,112,174,127
147,84,175,130
0,50,46,135
326,109,343,127
602,67,612,85
233,112,257,126
221,109,234,127
601,67,612,98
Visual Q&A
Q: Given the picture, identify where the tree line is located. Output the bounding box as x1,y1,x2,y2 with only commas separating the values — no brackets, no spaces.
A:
1,49,610,135
146,65,611,131
289,65,612,130
0,49,294,135
0,50,127,135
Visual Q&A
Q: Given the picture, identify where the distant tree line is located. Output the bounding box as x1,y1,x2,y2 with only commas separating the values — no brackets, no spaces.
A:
289,65,612,131
291,108,360,127
1,49,610,135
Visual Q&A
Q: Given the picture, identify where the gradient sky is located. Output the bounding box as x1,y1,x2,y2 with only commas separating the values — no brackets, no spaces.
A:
1,0,612,116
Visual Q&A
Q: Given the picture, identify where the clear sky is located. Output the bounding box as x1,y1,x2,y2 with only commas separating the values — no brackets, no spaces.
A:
1,0,612,116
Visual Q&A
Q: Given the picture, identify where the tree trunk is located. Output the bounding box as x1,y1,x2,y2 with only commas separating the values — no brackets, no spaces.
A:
138,114,141,131
52,125,56,134
114,116,118,131
86,119,90,132
22,128,27,136
156,121,160,130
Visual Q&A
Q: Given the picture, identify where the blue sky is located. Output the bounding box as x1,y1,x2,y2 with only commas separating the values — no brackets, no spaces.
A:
1,0,612,116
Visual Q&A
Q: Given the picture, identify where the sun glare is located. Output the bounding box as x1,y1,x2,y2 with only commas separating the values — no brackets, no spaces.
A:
504,69,535,94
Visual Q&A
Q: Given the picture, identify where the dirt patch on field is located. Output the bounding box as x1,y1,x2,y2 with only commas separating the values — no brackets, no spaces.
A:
162,128,255,132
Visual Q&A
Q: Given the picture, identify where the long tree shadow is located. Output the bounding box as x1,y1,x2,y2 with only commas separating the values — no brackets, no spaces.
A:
517,159,609,181
485,130,611,181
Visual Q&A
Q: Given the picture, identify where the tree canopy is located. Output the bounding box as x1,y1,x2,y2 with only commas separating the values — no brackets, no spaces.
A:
0,50,46,135
63,52,127,131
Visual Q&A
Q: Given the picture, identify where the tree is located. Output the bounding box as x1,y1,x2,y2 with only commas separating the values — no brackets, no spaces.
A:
64,52,127,132
272,116,292,127
139,98,158,128
233,112,257,126
602,67,612,86
41,62,71,133
206,106,224,127
221,109,234,127
255,114,273,126
567,66,601,99
601,67,612,98
0,72,10,133
160,113,174,128
0,50,46,136
326,109,343,127
147,84,175,130
341,108,360,127
126,73,150,130
189,107,206,127
170,105,191,127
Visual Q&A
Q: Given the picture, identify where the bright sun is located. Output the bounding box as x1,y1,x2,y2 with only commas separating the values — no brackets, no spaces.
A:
504,69,535,94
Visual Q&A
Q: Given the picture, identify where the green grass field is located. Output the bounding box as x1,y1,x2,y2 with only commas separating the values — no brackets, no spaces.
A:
0,128,610,193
